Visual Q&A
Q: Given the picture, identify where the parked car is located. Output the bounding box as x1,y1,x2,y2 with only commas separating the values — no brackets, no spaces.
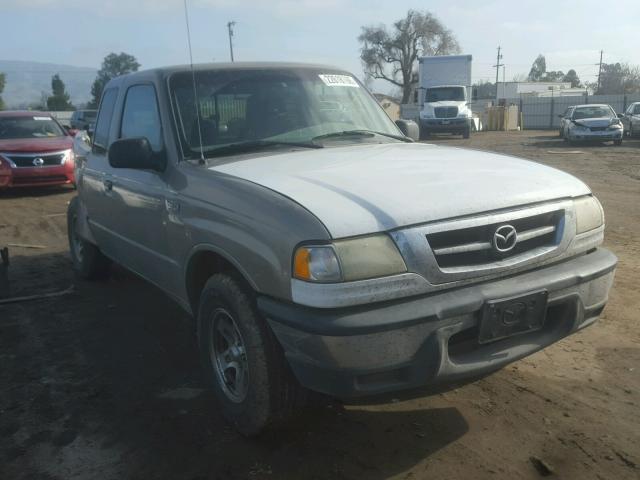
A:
558,106,575,138
0,111,75,189
69,109,97,131
563,104,623,145
621,101,640,137
68,63,617,435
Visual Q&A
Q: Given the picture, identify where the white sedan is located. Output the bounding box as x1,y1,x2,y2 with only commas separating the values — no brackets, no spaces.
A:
564,104,623,145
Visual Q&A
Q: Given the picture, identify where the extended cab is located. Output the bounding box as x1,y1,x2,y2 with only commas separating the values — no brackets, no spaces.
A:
68,63,617,435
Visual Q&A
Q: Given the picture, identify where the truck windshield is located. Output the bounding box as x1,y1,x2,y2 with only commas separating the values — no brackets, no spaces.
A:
169,68,401,158
0,116,65,139
425,87,465,102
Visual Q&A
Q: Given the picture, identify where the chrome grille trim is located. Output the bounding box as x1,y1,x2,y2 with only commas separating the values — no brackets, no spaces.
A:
432,224,557,256
1,150,69,168
391,200,577,285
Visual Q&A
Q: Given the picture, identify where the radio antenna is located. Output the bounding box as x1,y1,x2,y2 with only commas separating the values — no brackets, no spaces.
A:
183,0,205,164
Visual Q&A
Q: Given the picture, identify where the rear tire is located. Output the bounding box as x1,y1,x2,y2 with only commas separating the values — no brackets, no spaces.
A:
67,197,110,280
197,274,305,436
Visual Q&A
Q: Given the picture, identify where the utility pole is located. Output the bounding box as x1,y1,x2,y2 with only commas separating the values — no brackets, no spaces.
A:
227,21,236,62
596,50,603,93
493,46,504,104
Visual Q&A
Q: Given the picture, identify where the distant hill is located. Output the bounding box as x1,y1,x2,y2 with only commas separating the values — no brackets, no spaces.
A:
0,60,97,109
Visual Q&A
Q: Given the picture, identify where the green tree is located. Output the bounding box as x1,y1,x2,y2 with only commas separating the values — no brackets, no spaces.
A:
563,69,581,88
46,74,74,111
359,10,460,103
89,52,140,108
542,70,565,82
0,72,6,110
528,54,547,82
473,80,496,99
595,63,640,94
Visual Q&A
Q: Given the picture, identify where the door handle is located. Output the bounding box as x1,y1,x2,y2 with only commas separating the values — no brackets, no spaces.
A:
103,179,113,192
165,199,180,214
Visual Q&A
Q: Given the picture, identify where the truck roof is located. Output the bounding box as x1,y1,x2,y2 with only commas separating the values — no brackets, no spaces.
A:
418,55,472,63
106,62,350,87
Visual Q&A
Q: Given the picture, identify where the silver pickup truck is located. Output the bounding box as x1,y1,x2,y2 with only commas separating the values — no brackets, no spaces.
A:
68,62,617,435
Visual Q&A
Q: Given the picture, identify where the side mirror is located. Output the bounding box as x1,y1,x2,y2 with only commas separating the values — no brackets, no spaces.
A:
617,113,624,118
108,137,166,171
395,119,420,142
557,114,564,118
67,128,79,137
472,87,478,102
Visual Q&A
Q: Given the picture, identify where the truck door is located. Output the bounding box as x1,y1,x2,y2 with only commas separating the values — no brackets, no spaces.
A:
80,87,119,254
107,83,177,291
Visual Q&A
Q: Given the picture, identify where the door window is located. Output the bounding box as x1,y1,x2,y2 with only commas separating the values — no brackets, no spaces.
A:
93,88,119,154
120,85,163,151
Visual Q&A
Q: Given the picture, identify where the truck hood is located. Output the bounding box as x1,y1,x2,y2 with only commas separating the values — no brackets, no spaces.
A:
0,136,72,153
210,143,590,238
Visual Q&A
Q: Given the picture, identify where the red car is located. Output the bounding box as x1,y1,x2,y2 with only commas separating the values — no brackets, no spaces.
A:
0,111,76,189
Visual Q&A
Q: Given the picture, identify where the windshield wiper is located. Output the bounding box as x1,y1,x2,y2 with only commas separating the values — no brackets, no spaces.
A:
204,139,323,159
312,129,412,143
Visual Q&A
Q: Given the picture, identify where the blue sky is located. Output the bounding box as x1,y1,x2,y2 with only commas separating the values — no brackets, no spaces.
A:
1,0,639,94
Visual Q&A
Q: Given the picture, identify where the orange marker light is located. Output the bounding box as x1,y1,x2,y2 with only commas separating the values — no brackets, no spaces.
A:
293,247,311,280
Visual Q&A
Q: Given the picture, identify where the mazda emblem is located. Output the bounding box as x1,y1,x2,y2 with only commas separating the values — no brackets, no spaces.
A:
493,224,518,253
32,157,45,167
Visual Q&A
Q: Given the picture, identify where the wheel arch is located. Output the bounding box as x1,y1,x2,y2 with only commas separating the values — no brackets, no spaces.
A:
184,244,259,316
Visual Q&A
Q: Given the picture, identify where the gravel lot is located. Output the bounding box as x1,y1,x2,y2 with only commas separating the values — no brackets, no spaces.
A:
1,130,638,480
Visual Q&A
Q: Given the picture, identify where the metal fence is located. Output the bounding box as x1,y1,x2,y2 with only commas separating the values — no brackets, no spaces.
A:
401,93,640,130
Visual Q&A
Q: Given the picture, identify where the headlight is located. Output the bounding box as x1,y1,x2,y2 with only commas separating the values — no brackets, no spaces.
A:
574,196,604,234
571,124,588,132
293,234,407,283
608,119,622,129
421,113,434,119
61,149,74,164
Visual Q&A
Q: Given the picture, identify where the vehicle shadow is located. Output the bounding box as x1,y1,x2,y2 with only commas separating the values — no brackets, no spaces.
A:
0,184,74,199
1,251,469,480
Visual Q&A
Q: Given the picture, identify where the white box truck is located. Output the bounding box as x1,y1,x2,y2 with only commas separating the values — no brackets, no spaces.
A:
418,54,474,139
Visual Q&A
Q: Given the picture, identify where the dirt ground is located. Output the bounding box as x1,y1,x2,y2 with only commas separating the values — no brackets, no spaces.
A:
1,130,638,480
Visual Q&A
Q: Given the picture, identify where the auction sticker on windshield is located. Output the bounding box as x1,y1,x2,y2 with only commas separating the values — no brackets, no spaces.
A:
319,74,359,87
33,116,51,121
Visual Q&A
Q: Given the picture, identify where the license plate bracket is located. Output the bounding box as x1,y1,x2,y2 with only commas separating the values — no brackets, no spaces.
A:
478,290,548,344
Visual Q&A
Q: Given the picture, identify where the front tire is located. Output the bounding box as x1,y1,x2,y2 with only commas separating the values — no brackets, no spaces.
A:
197,274,305,436
67,197,110,280
462,127,470,139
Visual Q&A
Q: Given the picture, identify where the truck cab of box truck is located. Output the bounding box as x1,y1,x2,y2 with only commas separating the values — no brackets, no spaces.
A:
418,55,474,139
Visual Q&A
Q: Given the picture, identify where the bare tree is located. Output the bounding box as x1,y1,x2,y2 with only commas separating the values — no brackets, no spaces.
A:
359,10,460,103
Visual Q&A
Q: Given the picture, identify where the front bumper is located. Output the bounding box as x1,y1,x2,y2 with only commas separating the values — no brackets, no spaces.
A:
420,117,472,132
0,163,74,189
568,129,623,141
259,248,617,398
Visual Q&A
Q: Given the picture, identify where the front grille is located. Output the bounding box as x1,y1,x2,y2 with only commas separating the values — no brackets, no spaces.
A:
427,210,563,269
589,127,606,132
434,106,458,118
7,153,65,167
12,175,68,185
